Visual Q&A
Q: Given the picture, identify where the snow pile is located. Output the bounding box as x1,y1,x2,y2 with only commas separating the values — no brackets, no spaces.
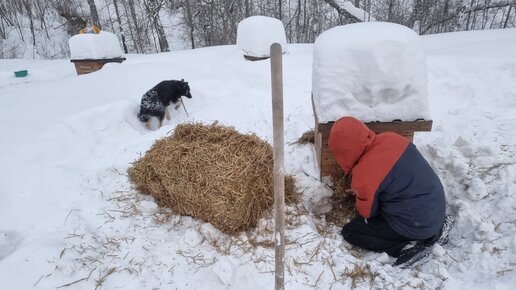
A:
236,16,287,58
69,31,124,60
312,22,430,122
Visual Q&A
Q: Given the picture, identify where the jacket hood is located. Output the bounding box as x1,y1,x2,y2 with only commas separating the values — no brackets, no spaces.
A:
328,116,376,174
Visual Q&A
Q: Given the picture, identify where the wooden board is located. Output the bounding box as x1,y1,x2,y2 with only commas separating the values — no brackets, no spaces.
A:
243,55,270,61
70,57,126,75
317,120,432,137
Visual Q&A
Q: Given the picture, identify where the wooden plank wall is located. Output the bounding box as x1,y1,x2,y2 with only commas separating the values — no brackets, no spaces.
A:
317,120,433,179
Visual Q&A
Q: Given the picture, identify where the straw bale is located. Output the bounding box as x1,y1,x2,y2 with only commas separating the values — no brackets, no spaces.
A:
128,122,298,234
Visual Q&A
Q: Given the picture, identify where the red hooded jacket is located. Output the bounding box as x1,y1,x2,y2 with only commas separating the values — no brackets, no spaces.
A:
328,116,445,239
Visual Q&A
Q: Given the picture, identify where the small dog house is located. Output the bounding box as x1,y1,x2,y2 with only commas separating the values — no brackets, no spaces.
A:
236,16,287,61
69,30,125,75
312,22,433,179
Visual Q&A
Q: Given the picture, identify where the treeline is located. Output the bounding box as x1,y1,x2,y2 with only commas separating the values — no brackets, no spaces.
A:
0,0,514,58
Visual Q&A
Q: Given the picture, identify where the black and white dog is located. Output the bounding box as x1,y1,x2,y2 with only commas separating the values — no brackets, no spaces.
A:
137,79,192,129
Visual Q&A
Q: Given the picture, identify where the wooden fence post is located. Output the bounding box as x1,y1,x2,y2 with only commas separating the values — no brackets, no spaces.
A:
270,43,285,290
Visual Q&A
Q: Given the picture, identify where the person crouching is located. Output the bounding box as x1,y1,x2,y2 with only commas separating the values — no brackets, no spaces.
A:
328,116,452,267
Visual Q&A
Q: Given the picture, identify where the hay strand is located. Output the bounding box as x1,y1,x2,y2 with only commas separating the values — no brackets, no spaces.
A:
292,129,314,145
323,167,357,227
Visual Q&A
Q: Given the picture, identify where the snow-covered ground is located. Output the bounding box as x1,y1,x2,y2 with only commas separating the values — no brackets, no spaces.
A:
1,28,515,289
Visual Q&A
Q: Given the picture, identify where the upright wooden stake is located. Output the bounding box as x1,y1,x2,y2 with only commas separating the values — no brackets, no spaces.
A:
270,43,285,290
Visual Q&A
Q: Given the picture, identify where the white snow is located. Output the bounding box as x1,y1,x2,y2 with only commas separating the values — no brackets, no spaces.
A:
338,1,375,21
236,16,288,58
1,27,516,289
312,22,431,122
0,230,23,260
69,31,124,60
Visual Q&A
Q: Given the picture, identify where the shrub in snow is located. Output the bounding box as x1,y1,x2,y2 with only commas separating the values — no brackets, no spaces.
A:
69,31,124,60
312,22,430,123
236,16,287,58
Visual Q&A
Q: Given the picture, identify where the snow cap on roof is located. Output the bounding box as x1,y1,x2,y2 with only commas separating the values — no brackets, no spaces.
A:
312,22,430,123
237,16,287,58
69,31,124,60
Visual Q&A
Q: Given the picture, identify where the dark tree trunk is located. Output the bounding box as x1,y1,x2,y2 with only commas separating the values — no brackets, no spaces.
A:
112,0,128,53
504,5,513,28
86,0,101,28
322,0,363,23
245,0,251,17
387,0,395,21
184,0,195,49
411,0,423,33
278,0,283,20
147,0,169,52
128,0,144,52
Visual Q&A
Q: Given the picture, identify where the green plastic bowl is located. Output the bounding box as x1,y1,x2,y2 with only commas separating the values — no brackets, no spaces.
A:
14,70,28,77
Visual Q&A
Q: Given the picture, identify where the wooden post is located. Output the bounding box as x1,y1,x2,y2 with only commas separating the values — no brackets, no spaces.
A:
270,43,285,290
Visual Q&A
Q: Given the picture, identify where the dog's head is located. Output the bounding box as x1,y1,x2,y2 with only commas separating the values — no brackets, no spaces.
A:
180,79,192,99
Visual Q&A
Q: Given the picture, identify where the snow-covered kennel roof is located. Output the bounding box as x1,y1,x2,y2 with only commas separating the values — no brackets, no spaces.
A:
236,16,287,58
69,31,124,60
312,22,431,123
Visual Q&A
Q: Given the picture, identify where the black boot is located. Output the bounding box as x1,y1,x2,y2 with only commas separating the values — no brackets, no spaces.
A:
394,241,432,268
436,215,455,245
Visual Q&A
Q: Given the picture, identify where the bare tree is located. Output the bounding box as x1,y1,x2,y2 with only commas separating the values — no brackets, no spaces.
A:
20,0,36,58
183,0,196,49
145,0,169,52
411,0,423,33
52,1,87,35
127,0,144,52
322,0,364,23
86,0,101,28
278,0,283,20
2,0,515,58
422,0,514,34
387,0,395,21
504,4,513,27
112,0,128,53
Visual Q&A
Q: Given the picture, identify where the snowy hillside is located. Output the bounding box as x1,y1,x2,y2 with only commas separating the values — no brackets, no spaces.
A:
1,28,516,289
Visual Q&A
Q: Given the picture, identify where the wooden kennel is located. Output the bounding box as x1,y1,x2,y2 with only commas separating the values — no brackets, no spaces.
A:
312,94,433,179
70,57,126,75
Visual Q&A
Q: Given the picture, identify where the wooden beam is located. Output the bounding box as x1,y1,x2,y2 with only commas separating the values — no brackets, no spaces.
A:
271,43,285,290
244,55,270,61
318,120,432,136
